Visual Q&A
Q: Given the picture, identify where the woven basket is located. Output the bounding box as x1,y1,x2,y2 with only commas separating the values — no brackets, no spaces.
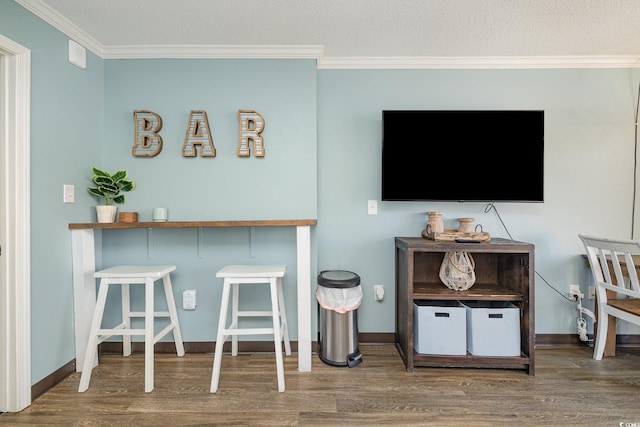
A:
439,251,476,291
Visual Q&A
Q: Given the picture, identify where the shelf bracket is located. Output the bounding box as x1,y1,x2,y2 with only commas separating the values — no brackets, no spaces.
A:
249,226,256,258
147,228,153,259
198,227,204,258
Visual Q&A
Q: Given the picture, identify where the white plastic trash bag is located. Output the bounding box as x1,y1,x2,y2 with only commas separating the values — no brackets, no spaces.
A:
316,285,363,314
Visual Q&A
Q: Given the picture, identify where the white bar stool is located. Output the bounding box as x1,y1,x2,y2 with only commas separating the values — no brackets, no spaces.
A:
78,265,185,393
210,264,291,393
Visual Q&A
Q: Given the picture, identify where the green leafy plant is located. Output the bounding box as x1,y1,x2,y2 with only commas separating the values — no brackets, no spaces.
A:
87,166,135,205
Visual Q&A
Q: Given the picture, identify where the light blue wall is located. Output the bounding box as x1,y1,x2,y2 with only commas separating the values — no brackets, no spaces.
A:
5,0,640,387
317,68,640,334
101,58,317,220
1,1,104,384
98,58,318,342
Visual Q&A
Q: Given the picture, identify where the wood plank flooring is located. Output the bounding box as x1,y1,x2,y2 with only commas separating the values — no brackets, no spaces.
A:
2,344,640,426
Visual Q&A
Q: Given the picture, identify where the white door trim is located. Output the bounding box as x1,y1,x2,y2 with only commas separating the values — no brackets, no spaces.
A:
0,33,31,412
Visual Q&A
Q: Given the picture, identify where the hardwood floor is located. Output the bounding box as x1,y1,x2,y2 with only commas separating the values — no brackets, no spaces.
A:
2,344,640,426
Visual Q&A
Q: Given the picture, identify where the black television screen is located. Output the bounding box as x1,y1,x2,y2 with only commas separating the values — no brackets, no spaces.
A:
381,110,544,202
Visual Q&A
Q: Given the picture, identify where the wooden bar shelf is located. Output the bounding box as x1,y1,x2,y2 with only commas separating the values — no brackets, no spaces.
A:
69,219,317,230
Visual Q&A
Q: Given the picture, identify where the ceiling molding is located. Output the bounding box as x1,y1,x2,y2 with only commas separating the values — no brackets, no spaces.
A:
102,45,325,60
16,0,640,70
16,0,104,56
318,55,640,69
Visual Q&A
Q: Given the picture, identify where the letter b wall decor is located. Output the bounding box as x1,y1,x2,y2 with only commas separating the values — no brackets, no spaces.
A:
132,110,163,157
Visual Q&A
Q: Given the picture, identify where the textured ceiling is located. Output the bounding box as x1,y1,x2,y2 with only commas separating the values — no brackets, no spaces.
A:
22,0,640,64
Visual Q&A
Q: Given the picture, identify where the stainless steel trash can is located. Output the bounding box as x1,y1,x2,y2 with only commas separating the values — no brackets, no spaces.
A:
317,270,363,367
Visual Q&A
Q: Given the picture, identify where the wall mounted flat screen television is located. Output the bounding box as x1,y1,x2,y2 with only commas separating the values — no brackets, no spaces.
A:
381,110,544,202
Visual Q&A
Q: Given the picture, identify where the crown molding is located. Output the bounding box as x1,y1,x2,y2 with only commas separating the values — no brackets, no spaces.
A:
317,55,640,69
15,0,640,69
15,0,104,56
15,0,324,61
102,45,325,60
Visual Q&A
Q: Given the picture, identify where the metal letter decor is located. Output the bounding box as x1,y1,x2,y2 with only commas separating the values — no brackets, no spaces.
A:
182,110,216,157
237,110,265,157
132,110,163,157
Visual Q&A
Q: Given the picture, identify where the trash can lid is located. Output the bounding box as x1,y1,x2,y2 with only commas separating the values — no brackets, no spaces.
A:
318,270,360,288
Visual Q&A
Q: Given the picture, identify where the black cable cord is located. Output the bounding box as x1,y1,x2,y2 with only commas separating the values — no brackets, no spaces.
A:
484,203,576,302
483,203,513,240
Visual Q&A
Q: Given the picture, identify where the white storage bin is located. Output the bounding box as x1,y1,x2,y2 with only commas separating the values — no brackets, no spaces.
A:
464,301,520,356
413,301,466,355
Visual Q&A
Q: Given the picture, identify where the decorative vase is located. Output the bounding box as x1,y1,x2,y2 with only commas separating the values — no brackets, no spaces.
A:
96,205,117,223
426,211,444,234
458,218,475,233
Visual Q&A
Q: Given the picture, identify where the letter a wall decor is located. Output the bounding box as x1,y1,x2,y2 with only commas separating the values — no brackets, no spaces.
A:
237,110,265,157
182,110,216,157
132,110,163,157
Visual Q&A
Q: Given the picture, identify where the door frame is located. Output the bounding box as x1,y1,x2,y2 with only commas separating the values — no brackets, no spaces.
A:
0,34,31,412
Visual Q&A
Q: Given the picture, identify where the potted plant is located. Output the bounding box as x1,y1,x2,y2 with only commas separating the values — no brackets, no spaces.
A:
87,166,135,223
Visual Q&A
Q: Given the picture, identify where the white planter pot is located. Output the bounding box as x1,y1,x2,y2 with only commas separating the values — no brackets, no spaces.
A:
96,205,118,223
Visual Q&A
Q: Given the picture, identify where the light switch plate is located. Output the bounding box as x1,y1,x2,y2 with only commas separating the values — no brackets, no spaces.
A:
367,200,377,215
63,184,75,203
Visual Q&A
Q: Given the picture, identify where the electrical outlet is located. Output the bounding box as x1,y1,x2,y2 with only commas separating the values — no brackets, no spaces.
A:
588,286,596,300
569,284,583,300
183,290,196,310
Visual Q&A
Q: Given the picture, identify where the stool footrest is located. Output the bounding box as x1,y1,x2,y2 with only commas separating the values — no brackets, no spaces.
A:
237,310,274,317
223,327,274,336
96,323,179,342
129,311,171,318
97,328,146,336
